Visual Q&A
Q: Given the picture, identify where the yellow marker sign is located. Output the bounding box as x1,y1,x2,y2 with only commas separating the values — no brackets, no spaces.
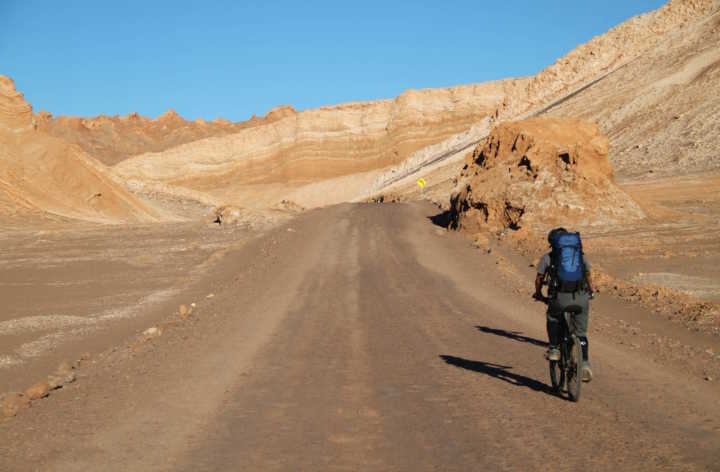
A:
417,178,427,189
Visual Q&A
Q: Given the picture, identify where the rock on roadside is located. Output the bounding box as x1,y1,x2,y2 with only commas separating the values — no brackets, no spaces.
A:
25,382,50,400
48,360,76,389
143,326,162,337
1,393,30,418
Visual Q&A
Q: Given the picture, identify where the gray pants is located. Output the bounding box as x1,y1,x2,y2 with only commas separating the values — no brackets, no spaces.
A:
547,291,589,338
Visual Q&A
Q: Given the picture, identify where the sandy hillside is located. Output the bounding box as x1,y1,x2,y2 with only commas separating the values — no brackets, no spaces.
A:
542,3,720,179
0,76,164,224
513,0,719,117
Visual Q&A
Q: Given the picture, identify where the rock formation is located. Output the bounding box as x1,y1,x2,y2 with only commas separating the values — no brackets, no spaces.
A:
0,76,164,223
448,118,644,234
0,76,33,132
112,81,526,195
35,108,258,166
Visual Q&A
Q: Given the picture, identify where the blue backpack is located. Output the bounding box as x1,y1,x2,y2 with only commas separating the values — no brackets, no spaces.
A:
550,232,586,293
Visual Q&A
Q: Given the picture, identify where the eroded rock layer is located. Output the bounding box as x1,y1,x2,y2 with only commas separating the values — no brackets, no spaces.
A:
449,118,644,233
0,76,33,132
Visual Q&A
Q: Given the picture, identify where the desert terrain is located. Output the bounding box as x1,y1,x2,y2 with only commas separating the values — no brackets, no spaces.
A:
1,0,719,470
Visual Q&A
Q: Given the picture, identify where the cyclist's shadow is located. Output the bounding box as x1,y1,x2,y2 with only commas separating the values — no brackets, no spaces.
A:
475,326,548,348
440,355,554,395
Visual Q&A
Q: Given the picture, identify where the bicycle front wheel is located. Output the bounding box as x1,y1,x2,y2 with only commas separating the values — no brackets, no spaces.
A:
566,335,583,402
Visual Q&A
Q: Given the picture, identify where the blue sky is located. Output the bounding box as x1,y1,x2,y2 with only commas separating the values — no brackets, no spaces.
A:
0,1,665,121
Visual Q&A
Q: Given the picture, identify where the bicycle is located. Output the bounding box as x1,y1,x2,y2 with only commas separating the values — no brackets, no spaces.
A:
535,260,596,400
533,291,585,401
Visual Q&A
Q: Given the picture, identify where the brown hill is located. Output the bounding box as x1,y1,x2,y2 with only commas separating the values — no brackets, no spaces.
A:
0,76,163,223
34,105,298,166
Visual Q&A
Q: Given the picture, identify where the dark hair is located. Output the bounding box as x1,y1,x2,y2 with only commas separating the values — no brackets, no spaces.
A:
547,227,567,245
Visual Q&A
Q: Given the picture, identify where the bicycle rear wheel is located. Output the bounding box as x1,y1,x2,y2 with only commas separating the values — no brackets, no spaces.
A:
549,360,563,392
566,335,583,402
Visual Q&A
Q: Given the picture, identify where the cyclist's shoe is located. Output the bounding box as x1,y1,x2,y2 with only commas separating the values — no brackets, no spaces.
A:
546,346,561,361
582,362,593,382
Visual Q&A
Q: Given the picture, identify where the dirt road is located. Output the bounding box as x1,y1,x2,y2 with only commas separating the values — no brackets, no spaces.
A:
2,203,719,470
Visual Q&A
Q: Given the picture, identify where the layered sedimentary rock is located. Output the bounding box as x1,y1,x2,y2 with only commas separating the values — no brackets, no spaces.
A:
0,76,33,132
0,76,163,223
114,81,527,193
449,118,644,233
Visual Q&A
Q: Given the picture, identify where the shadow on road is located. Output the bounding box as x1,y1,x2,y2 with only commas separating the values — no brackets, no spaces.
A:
440,355,553,395
427,210,452,228
475,325,548,348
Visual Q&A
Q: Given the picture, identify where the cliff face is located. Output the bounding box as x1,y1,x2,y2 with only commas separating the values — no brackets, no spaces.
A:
0,76,163,223
113,80,527,192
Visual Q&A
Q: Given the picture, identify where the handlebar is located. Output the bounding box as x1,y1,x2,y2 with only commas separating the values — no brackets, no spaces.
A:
533,292,594,302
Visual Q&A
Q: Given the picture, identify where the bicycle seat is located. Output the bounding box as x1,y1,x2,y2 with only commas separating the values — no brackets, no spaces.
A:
564,305,583,315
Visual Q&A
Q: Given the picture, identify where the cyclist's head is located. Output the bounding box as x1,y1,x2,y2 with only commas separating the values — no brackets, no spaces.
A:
547,227,567,245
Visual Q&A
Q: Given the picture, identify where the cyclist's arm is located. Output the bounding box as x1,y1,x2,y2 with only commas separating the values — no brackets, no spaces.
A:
534,273,544,298
535,254,550,298
585,272,594,293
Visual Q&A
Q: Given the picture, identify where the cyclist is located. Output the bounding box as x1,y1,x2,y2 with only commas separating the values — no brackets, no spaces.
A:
534,227,595,382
